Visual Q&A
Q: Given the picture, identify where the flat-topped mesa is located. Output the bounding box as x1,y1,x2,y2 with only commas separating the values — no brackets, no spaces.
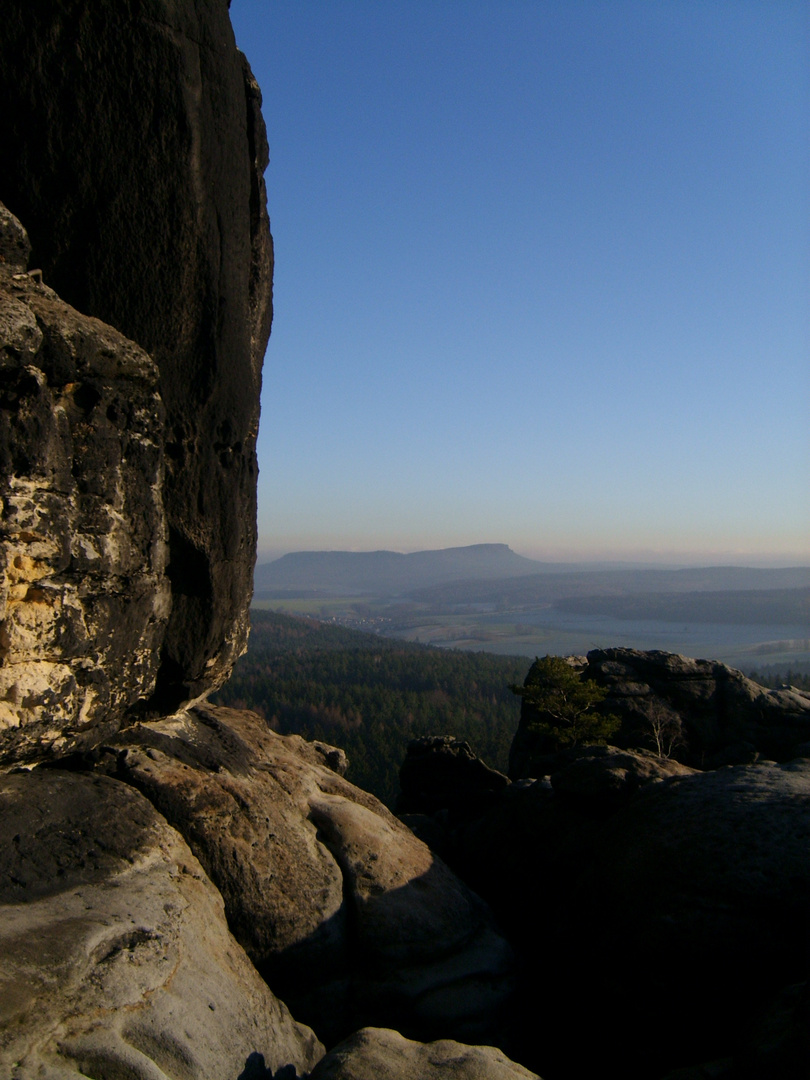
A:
0,1,273,763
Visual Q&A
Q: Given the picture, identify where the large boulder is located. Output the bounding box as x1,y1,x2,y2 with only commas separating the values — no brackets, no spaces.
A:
110,704,516,1046
588,647,810,764
1,207,170,766
548,744,696,805
0,768,323,1078
0,0,273,711
309,1028,541,1080
443,757,810,1079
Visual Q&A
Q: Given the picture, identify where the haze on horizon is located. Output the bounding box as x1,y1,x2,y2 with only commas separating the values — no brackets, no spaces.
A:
230,1,810,571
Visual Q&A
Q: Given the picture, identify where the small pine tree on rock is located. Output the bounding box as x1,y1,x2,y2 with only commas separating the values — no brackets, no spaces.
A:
511,655,620,750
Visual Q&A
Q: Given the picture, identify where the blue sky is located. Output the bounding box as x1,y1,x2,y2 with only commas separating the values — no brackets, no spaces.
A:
230,0,809,566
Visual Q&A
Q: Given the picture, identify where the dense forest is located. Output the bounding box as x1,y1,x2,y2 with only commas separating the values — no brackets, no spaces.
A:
213,610,529,805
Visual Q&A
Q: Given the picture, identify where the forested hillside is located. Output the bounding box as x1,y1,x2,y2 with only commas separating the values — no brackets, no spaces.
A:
212,610,528,804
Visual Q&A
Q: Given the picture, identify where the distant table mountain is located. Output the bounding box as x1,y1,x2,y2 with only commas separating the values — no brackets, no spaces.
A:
254,543,555,595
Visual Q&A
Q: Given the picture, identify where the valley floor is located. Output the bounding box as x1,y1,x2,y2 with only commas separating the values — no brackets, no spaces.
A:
253,596,810,673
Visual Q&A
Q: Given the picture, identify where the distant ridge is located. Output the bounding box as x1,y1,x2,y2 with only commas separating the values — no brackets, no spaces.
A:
255,545,810,602
254,543,549,595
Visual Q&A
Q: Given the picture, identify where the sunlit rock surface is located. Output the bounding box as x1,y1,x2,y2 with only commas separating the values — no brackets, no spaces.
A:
111,704,516,1046
0,205,170,765
309,1028,541,1080
587,647,810,764
509,647,810,777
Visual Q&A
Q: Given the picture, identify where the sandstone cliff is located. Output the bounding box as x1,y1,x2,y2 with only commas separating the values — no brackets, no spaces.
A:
1,222,170,763
0,0,272,715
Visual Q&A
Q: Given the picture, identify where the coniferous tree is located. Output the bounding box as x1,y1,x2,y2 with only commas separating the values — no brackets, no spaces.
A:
511,655,620,750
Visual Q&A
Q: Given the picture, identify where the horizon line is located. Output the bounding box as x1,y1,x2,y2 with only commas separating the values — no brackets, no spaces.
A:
255,542,810,570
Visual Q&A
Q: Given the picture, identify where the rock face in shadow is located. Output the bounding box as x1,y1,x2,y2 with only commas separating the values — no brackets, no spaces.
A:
110,704,515,1047
509,648,810,777
0,768,323,1079
398,735,510,816
0,0,273,711
573,760,810,1039
1,208,170,766
421,754,810,1079
309,1028,541,1080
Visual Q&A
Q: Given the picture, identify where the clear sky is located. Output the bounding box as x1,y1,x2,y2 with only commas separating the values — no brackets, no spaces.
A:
230,0,809,567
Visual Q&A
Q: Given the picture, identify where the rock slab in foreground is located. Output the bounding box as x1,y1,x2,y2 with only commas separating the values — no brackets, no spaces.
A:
309,1027,541,1080
574,758,810,1072
0,0,274,710
0,768,323,1079
112,705,515,1046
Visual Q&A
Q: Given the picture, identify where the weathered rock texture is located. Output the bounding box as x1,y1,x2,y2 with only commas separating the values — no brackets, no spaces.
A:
661,981,810,1080
0,768,323,1079
1,210,170,766
0,0,273,711
509,648,810,777
0,203,30,269
109,704,516,1047
309,1028,541,1080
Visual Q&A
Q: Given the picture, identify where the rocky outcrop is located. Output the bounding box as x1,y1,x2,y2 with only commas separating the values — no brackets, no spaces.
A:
0,0,273,711
509,648,810,776
5,4,808,1077
548,744,696,804
1,208,170,766
1,7,531,1076
0,203,30,269
398,735,511,816
0,5,539,1078
108,705,515,1047
0,768,323,1079
309,1028,541,1080
660,982,810,1080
